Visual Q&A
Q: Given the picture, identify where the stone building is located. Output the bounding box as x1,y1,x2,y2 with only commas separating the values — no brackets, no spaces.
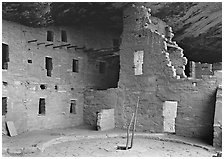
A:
2,3,222,148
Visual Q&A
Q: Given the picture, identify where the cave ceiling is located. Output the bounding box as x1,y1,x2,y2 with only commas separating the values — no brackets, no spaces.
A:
2,2,222,63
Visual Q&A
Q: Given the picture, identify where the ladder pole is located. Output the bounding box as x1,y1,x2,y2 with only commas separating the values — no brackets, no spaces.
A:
130,96,139,148
126,113,135,150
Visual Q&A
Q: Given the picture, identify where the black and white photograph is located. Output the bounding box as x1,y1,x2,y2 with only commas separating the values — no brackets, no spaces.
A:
1,1,222,157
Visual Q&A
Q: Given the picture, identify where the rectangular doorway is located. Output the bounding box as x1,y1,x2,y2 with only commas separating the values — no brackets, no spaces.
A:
163,101,178,133
134,50,144,75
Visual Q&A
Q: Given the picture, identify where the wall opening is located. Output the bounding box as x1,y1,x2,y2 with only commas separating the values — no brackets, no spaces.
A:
185,61,191,77
61,30,67,42
134,50,144,75
70,100,77,114
45,57,53,77
40,84,47,90
163,101,178,133
28,59,32,63
99,61,106,74
47,31,54,42
3,81,8,86
72,59,79,73
2,97,7,115
39,98,46,115
2,43,9,70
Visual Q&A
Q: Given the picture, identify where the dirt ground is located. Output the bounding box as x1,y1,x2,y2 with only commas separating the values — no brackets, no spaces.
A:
24,137,213,157
3,125,220,157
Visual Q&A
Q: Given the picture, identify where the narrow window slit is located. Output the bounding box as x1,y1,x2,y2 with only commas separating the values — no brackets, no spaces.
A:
2,97,7,115
70,100,77,114
45,57,53,77
2,43,9,70
39,98,45,115
61,30,67,42
47,31,54,42
72,59,79,73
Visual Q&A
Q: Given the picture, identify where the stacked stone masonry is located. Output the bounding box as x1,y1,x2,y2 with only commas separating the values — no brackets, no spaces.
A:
2,3,221,148
2,20,120,134
84,5,220,146
117,4,219,143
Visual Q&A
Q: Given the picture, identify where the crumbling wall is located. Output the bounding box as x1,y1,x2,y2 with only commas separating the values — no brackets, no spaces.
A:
2,20,119,134
116,4,219,141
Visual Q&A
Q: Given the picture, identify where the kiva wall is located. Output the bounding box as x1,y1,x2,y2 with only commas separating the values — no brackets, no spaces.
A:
2,20,119,134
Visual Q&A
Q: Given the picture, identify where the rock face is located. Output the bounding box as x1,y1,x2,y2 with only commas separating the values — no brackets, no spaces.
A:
151,2,222,63
2,2,221,63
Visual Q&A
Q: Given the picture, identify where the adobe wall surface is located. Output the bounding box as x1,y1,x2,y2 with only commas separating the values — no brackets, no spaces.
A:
2,20,119,134
117,4,219,142
83,5,219,143
83,89,118,128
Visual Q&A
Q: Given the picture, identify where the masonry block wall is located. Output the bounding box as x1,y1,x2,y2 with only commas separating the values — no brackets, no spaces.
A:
2,20,119,134
116,4,219,142
83,89,118,127
213,85,222,147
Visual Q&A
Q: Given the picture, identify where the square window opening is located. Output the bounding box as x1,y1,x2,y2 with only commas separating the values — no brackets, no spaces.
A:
72,59,79,73
70,100,77,114
61,30,67,42
47,31,54,42
2,43,9,70
2,97,7,115
28,59,32,63
39,98,45,115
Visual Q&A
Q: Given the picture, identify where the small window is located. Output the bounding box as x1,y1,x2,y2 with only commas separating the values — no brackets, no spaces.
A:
61,30,67,42
3,81,8,86
39,98,45,115
134,50,144,75
55,85,58,90
72,59,79,73
2,43,9,70
45,57,53,77
47,31,54,42
28,59,32,63
40,84,47,90
2,97,7,115
70,100,76,114
99,62,106,74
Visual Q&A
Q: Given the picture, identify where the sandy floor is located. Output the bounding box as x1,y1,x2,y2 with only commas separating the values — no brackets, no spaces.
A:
26,136,213,157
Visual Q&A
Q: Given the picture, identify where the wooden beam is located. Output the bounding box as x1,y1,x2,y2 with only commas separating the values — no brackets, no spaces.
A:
37,42,45,45
28,39,37,43
45,43,53,47
53,44,71,49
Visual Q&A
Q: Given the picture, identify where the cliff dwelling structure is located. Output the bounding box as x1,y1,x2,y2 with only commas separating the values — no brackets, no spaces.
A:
2,2,222,157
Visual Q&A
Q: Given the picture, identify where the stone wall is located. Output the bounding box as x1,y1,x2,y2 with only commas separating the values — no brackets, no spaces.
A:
2,20,119,134
81,4,220,145
116,4,219,142
83,89,118,128
213,85,222,147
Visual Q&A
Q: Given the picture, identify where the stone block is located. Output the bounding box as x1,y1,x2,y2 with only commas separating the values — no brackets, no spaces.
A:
97,109,115,131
